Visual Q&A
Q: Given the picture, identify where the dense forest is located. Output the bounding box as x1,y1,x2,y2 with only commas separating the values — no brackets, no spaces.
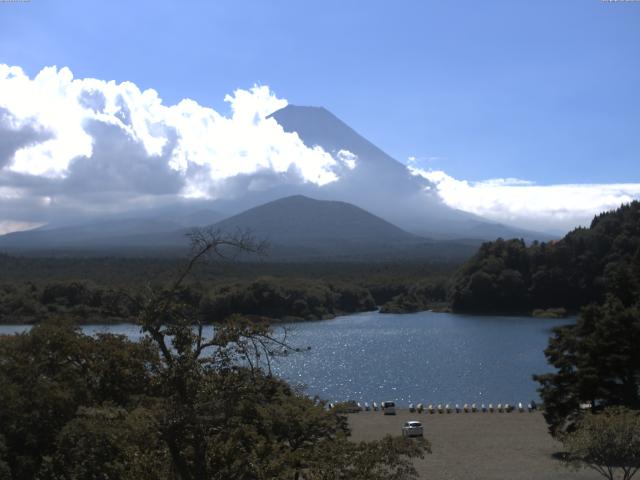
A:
449,202,640,314
0,256,454,324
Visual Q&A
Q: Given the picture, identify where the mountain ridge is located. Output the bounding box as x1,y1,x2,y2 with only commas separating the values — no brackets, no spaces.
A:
0,195,478,261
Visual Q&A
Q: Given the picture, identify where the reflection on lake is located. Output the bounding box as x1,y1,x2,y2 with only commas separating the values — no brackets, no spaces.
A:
0,311,570,405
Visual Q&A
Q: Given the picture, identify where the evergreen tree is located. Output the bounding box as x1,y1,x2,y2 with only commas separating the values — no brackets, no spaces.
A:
534,297,640,436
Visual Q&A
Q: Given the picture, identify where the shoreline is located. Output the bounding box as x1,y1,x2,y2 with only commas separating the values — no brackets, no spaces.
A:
0,306,575,328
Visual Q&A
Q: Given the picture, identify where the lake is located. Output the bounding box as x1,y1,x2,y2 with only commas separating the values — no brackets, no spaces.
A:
0,311,570,406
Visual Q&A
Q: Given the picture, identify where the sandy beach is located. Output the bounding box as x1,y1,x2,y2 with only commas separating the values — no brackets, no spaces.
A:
348,410,601,480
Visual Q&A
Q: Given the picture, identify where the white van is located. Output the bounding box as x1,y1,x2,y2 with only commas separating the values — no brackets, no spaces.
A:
381,401,396,415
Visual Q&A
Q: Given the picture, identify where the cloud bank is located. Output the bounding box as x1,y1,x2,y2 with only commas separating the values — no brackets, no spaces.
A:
410,167,640,233
0,64,358,231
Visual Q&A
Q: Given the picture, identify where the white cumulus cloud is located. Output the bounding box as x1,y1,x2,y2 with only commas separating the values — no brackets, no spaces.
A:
0,64,340,195
409,167,640,233
0,64,352,231
336,149,358,170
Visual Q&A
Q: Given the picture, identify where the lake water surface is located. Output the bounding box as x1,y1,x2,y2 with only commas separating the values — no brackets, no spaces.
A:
0,311,570,406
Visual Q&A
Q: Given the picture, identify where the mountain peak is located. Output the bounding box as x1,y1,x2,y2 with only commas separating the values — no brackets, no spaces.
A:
268,104,403,174
269,104,330,116
268,104,357,150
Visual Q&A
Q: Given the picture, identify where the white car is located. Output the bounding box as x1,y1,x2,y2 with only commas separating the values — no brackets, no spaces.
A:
402,420,424,437
381,401,396,415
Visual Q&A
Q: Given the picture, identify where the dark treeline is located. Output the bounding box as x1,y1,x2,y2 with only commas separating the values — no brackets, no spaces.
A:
0,282,141,325
0,255,455,284
449,201,640,314
0,256,455,324
378,280,448,314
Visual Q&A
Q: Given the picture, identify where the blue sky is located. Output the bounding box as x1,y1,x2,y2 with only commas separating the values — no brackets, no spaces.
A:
2,0,638,184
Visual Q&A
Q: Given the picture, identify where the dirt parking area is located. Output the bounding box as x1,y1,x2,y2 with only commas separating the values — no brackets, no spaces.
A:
348,410,600,480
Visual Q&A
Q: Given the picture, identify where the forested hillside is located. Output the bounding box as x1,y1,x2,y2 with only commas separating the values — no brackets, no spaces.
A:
449,202,640,314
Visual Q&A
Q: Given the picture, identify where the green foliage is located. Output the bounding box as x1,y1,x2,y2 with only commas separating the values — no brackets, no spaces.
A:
0,435,10,480
449,239,532,313
306,435,429,480
450,201,640,313
379,279,448,313
534,297,640,437
0,282,141,325
561,407,640,480
0,258,455,325
0,323,159,479
38,406,170,480
200,277,376,322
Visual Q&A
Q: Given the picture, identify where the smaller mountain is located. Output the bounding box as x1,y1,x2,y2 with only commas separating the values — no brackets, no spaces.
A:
208,195,475,260
213,195,415,243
